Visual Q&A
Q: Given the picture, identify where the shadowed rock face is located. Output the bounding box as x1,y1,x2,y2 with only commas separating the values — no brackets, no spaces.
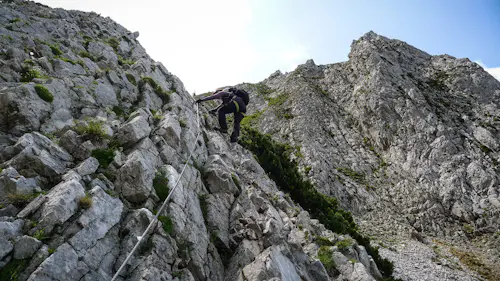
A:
238,31,500,280
0,1,498,281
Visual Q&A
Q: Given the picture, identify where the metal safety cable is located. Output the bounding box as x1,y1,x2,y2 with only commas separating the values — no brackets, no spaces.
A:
111,102,201,281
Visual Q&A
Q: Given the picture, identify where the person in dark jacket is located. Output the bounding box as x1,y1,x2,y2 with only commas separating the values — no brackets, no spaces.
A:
195,88,246,142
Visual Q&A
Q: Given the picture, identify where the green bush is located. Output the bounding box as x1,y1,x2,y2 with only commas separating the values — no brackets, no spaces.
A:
239,126,396,278
34,85,54,102
79,195,92,209
106,38,119,52
126,73,137,86
49,44,63,56
91,149,114,169
21,67,41,82
158,215,173,234
153,171,170,201
0,258,29,281
318,246,336,274
74,119,107,138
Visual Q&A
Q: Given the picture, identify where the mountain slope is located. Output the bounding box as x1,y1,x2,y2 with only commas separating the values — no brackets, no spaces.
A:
239,31,500,280
0,2,407,281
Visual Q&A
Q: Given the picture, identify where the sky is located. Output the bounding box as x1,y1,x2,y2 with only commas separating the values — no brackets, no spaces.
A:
37,0,500,93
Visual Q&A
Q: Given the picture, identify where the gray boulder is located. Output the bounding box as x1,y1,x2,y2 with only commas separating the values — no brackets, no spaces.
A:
38,179,85,232
74,157,99,176
13,235,42,260
116,113,151,145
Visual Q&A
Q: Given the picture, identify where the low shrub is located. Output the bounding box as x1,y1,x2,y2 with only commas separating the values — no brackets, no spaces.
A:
79,194,92,209
153,171,170,201
240,126,396,278
34,84,54,102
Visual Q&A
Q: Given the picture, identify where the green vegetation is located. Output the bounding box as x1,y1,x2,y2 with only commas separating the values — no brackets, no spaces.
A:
20,67,42,82
450,248,495,280
91,149,115,169
479,144,491,154
336,238,354,250
153,171,170,201
32,228,47,241
231,173,241,189
34,85,54,102
48,248,56,255
79,194,92,209
140,77,171,103
125,73,137,86
6,193,39,208
240,109,264,127
199,194,208,221
318,246,336,274
304,166,312,174
267,93,288,107
78,51,97,61
74,119,107,138
112,106,125,117
463,223,474,235
239,126,395,278
118,55,135,66
0,258,29,281
9,17,22,23
315,236,335,246
254,82,275,96
106,38,120,52
158,215,174,234
179,119,187,128
336,167,366,184
49,43,63,56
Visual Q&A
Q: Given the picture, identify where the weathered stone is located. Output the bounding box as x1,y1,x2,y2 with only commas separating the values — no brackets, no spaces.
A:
13,235,42,260
116,114,151,145
27,243,89,281
115,138,159,203
0,237,13,261
68,186,123,253
38,179,85,232
74,157,99,176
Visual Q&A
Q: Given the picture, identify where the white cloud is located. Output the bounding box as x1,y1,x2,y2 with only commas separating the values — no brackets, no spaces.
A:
475,61,500,82
485,67,500,81
36,0,312,93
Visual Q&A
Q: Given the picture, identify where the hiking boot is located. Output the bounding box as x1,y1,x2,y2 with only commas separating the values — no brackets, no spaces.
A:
214,127,228,134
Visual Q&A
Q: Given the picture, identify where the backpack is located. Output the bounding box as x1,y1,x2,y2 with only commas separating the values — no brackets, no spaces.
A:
233,89,250,105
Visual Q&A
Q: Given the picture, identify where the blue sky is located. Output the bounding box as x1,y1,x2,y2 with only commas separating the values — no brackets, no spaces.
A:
38,0,500,92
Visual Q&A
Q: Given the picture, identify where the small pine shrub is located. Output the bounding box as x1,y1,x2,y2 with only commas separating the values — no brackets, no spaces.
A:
112,106,125,117
318,246,336,274
34,85,54,102
49,44,63,56
158,216,173,234
79,195,92,209
179,119,187,128
78,51,96,62
91,149,114,169
106,38,120,52
126,73,137,86
153,171,170,201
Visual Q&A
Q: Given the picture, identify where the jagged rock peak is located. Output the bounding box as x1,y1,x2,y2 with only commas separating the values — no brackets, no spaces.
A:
0,2,398,281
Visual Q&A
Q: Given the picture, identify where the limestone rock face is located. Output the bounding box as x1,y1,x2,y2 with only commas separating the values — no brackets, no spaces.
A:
0,1,496,281
239,31,500,280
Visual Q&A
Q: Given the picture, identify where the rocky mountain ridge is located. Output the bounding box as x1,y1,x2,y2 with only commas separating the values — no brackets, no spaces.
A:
0,1,498,281
238,31,500,280
0,1,400,281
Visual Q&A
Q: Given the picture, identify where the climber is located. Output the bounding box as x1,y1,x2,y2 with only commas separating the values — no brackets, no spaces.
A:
195,87,249,143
